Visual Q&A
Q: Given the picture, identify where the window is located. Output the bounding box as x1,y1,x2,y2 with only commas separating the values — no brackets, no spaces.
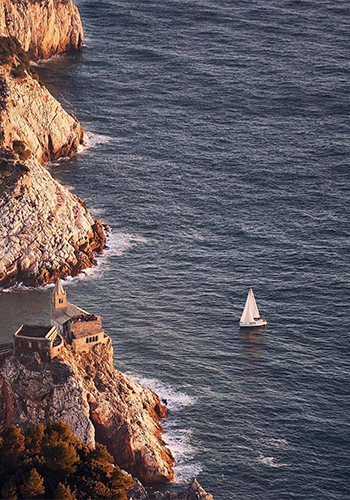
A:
59,298,63,304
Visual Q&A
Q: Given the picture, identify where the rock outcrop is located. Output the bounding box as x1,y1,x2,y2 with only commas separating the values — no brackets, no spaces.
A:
0,0,83,61
0,149,106,288
128,478,213,500
0,340,174,483
0,63,83,164
0,7,106,287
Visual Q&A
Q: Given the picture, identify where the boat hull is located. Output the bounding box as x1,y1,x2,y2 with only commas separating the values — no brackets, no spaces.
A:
239,318,267,328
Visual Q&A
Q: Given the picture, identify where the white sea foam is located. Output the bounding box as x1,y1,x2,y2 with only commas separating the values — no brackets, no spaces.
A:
1,230,146,293
260,437,289,449
78,131,112,153
131,375,200,484
258,455,288,468
131,375,196,412
179,229,205,241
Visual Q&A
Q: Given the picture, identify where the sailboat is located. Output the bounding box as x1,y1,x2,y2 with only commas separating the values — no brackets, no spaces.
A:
239,288,267,328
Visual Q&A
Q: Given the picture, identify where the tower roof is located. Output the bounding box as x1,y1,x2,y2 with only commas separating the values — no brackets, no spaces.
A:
54,279,66,296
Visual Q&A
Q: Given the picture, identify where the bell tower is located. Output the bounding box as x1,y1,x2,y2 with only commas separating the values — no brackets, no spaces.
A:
52,279,67,312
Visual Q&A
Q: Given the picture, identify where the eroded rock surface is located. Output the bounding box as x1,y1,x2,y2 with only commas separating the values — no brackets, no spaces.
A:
128,478,213,500
0,149,105,287
0,0,83,60
0,64,83,164
0,341,174,483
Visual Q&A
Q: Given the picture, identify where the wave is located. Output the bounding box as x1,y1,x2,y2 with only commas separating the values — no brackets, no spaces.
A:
1,230,146,293
131,375,196,412
78,131,112,153
131,375,200,484
259,437,289,449
258,455,289,468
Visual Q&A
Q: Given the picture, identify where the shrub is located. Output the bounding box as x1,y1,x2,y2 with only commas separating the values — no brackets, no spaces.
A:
0,37,34,80
12,140,31,161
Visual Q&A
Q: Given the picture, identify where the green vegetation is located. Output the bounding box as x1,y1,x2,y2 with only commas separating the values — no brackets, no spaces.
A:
0,421,134,499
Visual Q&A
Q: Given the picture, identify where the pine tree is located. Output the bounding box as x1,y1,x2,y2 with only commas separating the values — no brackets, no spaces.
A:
52,482,76,500
1,477,18,500
0,426,25,469
20,468,45,498
25,423,45,456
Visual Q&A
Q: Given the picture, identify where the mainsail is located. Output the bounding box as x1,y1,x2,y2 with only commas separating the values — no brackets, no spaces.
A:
240,288,260,324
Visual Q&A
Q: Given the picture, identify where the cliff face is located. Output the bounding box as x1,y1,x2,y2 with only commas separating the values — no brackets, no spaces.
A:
0,13,106,287
0,64,83,164
0,341,174,483
0,149,105,288
0,0,83,60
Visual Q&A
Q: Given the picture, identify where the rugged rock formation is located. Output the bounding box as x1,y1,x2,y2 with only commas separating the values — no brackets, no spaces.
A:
0,0,83,61
0,18,105,287
0,63,83,164
0,340,174,483
128,478,213,500
0,149,106,288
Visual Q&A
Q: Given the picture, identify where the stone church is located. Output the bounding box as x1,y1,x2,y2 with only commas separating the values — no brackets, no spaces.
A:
50,279,109,353
13,279,109,361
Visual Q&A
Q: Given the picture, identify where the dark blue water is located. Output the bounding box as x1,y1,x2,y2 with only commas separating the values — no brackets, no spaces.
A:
1,0,350,498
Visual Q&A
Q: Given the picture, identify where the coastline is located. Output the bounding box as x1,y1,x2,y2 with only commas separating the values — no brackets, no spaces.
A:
0,1,212,496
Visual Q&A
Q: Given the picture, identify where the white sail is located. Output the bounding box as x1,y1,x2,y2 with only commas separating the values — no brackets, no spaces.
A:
250,288,260,318
240,288,260,324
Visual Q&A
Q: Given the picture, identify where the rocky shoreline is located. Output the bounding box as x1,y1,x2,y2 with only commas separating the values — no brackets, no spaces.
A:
0,0,212,497
0,0,106,288
0,339,174,484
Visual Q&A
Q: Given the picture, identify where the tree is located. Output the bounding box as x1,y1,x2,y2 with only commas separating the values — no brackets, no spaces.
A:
0,426,25,470
109,468,134,500
89,443,114,465
25,424,44,456
1,477,18,499
44,421,79,448
52,482,76,500
42,441,80,476
20,469,45,498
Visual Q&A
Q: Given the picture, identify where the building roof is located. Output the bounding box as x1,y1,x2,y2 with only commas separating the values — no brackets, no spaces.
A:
52,303,89,325
54,279,66,296
15,325,54,338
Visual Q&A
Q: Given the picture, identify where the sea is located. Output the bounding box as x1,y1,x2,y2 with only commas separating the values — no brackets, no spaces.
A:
1,0,349,498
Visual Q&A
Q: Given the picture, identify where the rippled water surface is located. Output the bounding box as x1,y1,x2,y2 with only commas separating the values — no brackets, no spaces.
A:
1,0,350,498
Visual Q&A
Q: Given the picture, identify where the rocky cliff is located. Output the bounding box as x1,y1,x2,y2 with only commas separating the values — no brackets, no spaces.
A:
0,340,174,483
0,0,107,288
0,62,83,164
0,0,83,61
0,149,105,287
129,478,213,500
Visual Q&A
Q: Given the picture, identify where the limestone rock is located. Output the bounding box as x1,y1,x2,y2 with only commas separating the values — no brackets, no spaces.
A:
0,150,105,287
128,478,213,500
0,340,174,483
0,64,83,164
0,0,83,61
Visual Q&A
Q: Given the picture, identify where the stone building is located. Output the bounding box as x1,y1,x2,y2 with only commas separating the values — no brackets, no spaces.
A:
51,279,109,353
13,324,63,361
